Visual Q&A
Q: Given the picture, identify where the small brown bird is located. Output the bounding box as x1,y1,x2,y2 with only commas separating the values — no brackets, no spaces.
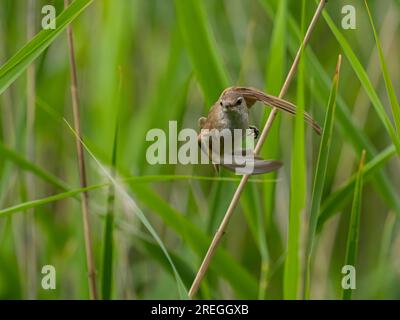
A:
198,86,322,174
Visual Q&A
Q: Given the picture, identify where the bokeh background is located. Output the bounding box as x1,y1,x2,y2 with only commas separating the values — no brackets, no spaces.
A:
0,0,400,299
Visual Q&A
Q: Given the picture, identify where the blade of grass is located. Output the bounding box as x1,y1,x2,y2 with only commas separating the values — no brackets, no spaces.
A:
261,0,287,181
255,186,269,300
87,0,132,152
322,7,400,156
331,5,398,216
241,184,269,299
260,0,287,299
0,0,93,95
284,0,306,300
374,211,396,299
0,184,105,217
307,57,400,214
304,54,342,299
317,144,396,232
260,0,287,235
341,150,366,300
0,141,70,191
101,68,122,300
365,0,400,134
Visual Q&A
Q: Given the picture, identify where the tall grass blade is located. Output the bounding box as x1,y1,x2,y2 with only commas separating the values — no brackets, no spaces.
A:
306,54,400,213
260,0,287,225
322,9,400,155
100,140,116,300
260,0,288,299
0,184,105,218
101,71,122,300
365,1,400,134
0,141,69,191
374,211,396,299
341,150,366,300
284,0,306,300
0,0,93,95
241,184,269,299
304,55,342,299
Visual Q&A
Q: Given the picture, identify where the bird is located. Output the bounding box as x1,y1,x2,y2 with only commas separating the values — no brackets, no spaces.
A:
197,86,322,175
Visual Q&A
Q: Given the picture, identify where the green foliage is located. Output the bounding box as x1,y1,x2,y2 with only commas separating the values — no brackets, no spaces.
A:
342,151,365,300
1,0,400,300
323,8,400,155
304,55,341,299
365,1,400,135
284,0,306,300
317,145,397,231
0,0,93,94
175,0,229,105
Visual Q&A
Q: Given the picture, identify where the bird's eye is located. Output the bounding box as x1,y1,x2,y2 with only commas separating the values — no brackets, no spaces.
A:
220,101,223,107
236,97,243,105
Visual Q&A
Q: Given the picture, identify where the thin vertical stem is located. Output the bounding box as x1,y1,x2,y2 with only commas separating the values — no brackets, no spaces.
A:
64,0,97,300
101,68,122,300
188,0,327,299
25,0,37,300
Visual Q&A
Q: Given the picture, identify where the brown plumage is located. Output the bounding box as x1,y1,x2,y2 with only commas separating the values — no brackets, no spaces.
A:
197,86,322,174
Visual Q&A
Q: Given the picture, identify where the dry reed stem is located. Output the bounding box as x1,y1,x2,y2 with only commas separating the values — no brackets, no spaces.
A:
188,0,327,298
64,0,97,300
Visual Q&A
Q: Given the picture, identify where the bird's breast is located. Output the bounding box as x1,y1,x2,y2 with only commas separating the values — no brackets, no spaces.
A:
220,109,249,131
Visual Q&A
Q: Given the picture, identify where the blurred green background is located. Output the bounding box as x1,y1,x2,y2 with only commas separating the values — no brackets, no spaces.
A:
0,0,400,299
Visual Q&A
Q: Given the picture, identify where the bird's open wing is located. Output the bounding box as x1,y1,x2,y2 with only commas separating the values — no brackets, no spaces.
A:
222,86,322,135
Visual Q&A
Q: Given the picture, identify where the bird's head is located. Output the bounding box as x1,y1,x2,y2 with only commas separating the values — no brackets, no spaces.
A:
219,91,247,112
